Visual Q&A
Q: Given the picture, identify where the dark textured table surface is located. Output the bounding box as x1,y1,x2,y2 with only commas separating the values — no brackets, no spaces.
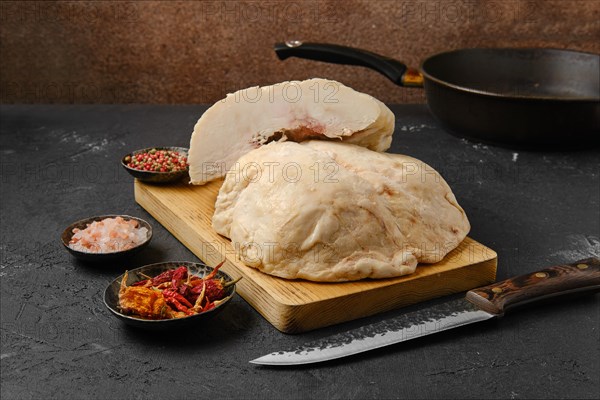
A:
1,105,599,399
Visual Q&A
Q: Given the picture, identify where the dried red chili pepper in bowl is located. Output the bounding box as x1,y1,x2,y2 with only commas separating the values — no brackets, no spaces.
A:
103,261,239,330
121,147,189,183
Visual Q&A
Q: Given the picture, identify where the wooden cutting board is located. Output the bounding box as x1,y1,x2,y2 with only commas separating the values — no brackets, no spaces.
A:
134,179,497,333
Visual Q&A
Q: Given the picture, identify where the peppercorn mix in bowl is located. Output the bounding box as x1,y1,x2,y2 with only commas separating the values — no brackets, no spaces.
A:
122,147,189,183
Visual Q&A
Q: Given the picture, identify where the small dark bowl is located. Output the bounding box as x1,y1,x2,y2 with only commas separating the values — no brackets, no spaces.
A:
121,147,189,183
103,261,237,330
61,215,152,262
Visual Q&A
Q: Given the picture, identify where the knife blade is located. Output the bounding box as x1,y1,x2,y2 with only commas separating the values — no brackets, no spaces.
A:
250,258,600,366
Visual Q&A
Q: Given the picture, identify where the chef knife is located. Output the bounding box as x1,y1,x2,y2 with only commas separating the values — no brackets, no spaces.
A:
250,258,600,366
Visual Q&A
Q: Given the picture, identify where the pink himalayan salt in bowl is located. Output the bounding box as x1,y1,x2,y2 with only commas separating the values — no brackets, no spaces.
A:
62,215,152,262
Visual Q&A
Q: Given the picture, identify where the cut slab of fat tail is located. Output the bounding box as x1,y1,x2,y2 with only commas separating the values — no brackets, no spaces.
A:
188,78,395,185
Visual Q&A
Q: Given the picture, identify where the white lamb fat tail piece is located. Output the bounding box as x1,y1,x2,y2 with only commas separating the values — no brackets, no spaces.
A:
188,78,395,185
212,141,471,282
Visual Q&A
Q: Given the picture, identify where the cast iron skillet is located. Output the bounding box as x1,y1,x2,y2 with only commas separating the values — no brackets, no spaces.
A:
274,41,600,149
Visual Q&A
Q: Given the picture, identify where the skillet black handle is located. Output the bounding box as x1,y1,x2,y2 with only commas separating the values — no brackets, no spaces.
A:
274,41,424,87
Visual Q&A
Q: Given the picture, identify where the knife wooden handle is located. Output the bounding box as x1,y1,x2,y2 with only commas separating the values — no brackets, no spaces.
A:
466,257,600,315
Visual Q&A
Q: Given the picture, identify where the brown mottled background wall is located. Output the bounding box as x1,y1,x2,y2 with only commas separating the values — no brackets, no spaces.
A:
1,0,598,104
